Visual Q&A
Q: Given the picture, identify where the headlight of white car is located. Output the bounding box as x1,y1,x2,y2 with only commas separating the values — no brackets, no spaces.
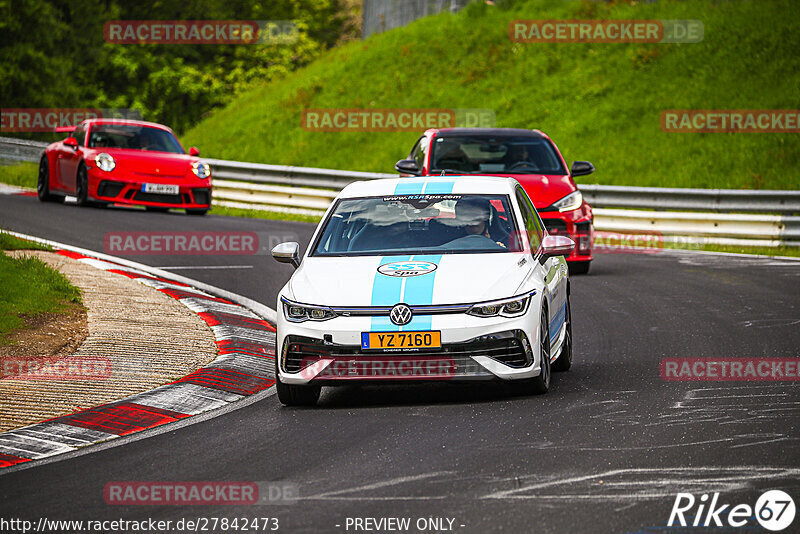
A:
552,190,583,212
192,161,211,179
281,298,336,322
467,291,536,318
95,153,115,172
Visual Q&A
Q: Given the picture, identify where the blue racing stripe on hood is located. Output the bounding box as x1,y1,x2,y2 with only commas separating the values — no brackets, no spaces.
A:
400,254,442,331
394,182,425,195
370,255,442,332
370,256,410,332
422,180,455,194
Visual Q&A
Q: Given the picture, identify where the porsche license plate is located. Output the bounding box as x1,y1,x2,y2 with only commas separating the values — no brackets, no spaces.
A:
361,331,441,351
142,183,179,195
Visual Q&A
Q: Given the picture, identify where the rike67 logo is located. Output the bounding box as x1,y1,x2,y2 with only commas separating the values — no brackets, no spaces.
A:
669,490,795,531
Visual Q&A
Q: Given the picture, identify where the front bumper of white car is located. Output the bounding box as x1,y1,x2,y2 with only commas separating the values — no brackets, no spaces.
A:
276,295,547,385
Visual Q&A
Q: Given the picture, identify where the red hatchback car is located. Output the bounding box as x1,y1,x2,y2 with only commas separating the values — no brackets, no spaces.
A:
396,128,594,273
38,119,212,215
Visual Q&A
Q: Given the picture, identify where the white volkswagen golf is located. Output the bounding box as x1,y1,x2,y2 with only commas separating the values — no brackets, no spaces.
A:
271,176,575,406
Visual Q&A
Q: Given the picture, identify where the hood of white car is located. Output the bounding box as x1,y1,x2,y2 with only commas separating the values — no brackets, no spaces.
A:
288,253,531,307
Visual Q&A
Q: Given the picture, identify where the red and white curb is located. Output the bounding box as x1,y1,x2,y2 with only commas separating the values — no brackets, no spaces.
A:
0,183,37,197
0,241,276,470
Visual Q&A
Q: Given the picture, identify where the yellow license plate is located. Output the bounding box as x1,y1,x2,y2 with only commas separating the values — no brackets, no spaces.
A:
361,331,441,351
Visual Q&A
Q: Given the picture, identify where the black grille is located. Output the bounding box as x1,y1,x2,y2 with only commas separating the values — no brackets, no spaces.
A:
543,219,568,235
97,181,125,198
133,191,182,204
575,221,591,234
193,189,211,205
282,331,531,380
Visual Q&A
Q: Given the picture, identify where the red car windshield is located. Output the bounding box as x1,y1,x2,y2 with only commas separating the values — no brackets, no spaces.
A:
430,135,566,175
87,124,184,154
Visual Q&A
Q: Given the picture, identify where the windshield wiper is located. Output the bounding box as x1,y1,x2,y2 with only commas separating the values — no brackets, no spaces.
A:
432,169,476,175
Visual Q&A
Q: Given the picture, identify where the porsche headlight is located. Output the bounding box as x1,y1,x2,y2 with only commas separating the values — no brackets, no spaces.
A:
281,298,336,323
95,153,116,172
552,190,583,212
192,161,211,179
467,291,536,318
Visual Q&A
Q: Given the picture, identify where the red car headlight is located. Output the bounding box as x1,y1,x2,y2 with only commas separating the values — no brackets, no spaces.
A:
552,191,583,212
95,153,116,172
192,161,211,179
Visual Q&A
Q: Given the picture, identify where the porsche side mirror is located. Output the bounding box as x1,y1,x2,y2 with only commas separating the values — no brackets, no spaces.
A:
189,147,200,157
272,242,300,269
540,235,575,261
570,161,594,177
63,137,79,150
395,159,420,175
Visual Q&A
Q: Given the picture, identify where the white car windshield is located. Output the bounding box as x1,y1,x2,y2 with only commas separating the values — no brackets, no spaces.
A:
312,193,522,256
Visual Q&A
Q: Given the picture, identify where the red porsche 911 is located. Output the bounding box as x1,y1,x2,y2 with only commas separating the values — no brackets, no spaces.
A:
38,119,212,215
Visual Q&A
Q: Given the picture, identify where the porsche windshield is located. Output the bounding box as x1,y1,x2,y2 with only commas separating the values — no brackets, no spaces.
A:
312,193,523,256
87,124,184,153
430,135,566,175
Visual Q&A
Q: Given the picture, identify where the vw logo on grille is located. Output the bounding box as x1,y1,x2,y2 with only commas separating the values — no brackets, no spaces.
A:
389,304,412,326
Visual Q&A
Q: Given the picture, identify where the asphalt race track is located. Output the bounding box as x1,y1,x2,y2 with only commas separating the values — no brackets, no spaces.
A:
1,194,799,533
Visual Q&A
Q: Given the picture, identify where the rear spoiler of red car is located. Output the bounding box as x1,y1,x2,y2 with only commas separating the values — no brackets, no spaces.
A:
55,126,75,133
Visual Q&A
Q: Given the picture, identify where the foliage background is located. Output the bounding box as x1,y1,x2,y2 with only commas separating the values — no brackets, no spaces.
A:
0,0,362,136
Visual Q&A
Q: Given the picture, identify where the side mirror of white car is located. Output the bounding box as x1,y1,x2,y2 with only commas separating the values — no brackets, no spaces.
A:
272,242,300,269
540,234,575,261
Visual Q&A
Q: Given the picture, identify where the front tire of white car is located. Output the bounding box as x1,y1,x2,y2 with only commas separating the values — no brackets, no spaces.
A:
276,372,321,407
518,308,551,395
552,295,572,372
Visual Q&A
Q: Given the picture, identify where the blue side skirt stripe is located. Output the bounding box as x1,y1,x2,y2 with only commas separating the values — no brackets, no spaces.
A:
549,300,567,342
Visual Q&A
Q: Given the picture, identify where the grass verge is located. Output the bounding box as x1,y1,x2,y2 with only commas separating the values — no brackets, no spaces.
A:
0,233,82,343
183,0,800,190
0,161,37,189
209,204,322,224
662,242,800,258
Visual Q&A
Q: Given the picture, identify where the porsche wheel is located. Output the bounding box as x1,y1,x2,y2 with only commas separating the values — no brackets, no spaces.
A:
75,164,90,207
569,260,591,275
37,156,61,202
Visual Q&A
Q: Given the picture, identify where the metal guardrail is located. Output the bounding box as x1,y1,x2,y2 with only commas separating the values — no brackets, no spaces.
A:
1,135,798,245
593,208,800,246
0,136,48,162
580,184,800,214
204,158,393,190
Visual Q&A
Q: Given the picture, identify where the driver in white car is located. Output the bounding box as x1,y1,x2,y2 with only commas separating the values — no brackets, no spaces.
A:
454,197,507,247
